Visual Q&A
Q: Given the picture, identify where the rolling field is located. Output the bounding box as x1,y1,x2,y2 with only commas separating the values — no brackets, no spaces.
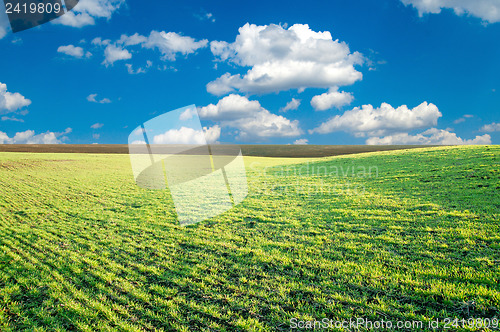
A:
0,146,499,331
0,144,431,158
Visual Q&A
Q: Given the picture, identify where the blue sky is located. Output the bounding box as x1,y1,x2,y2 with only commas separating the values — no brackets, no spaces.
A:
0,0,499,145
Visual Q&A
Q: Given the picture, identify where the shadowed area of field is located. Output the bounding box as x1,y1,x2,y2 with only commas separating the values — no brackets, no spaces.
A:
0,144,434,157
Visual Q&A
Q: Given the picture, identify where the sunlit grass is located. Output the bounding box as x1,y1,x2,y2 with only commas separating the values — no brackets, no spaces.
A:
0,146,498,331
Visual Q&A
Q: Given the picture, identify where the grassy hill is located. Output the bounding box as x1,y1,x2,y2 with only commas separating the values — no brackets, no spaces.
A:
0,146,498,331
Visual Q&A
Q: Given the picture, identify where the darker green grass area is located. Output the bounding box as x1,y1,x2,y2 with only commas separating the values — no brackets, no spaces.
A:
0,146,498,331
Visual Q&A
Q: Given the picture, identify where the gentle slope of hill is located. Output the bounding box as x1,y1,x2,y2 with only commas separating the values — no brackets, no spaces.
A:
0,146,498,331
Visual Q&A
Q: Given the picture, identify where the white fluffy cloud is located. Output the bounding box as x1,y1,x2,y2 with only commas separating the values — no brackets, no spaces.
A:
401,0,500,23
53,0,125,28
280,98,301,112
367,128,491,145
0,128,72,144
199,94,302,140
310,102,441,136
311,88,354,111
102,44,132,65
207,23,363,95
198,94,262,121
152,125,220,144
310,100,492,145
0,82,31,115
480,122,500,132
58,45,92,58
90,122,104,129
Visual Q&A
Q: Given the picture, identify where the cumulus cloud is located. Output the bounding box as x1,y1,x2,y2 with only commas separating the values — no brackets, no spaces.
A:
152,125,220,144
53,0,125,28
310,102,441,136
207,23,363,95
198,94,262,121
401,0,500,23
58,45,92,58
293,138,309,145
102,44,132,66
199,94,302,140
367,128,492,145
87,94,111,104
0,128,72,144
480,122,500,132
280,98,301,112
311,88,354,111
0,82,31,115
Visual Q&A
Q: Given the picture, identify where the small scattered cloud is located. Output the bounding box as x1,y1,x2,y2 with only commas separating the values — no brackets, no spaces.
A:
92,37,111,46
365,49,387,71
480,122,500,132
1,116,24,122
87,94,111,104
92,31,208,72
0,128,72,144
11,37,23,45
57,44,92,58
280,98,301,112
125,64,146,74
90,123,104,129
93,133,101,140
293,138,309,145
194,11,216,23
125,60,153,75
453,114,474,124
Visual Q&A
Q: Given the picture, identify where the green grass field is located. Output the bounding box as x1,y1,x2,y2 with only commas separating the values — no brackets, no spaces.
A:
0,146,499,331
